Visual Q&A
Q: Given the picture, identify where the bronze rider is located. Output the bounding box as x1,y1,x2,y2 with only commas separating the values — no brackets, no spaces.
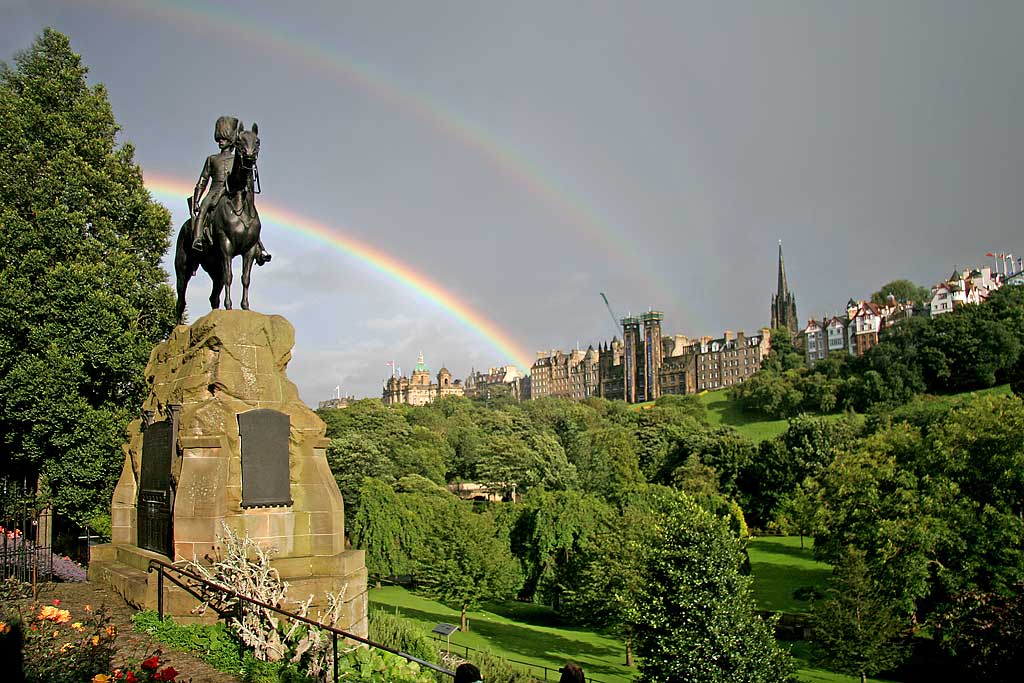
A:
191,116,270,265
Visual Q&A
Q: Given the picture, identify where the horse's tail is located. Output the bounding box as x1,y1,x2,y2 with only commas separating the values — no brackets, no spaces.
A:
174,219,194,322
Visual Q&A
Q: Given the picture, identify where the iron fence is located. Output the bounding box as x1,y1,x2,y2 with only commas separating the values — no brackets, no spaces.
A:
0,478,53,594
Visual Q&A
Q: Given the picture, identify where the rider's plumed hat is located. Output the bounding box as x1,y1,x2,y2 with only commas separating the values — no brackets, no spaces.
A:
214,115,240,144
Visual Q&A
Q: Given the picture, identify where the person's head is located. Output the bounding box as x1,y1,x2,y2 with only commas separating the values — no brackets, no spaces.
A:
559,662,585,683
455,662,483,683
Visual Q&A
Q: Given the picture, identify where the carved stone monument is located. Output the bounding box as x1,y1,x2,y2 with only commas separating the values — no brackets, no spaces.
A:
89,310,367,634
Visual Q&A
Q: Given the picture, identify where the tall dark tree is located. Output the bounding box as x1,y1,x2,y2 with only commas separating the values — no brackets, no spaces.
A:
0,30,176,525
810,546,909,683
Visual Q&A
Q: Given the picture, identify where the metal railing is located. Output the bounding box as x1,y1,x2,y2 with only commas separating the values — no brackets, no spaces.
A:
146,558,455,681
1,478,53,595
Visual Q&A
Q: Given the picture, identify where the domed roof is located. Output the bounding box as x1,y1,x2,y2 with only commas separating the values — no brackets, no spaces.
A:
413,350,429,373
438,366,451,376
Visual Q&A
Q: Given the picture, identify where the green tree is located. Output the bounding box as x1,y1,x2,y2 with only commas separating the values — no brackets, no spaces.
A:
416,504,521,631
774,479,824,548
572,425,642,499
624,494,794,682
810,546,909,683
0,30,176,525
350,479,418,579
763,326,804,372
509,489,613,605
870,279,931,305
326,434,394,517
562,492,660,667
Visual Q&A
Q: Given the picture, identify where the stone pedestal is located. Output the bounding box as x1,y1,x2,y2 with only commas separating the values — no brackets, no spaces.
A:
89,310,367,634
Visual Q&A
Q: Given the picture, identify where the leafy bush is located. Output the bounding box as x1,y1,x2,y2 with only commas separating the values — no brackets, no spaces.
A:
368,609,438,664
339,647,436,683
471,650,534,683
132,610,244,673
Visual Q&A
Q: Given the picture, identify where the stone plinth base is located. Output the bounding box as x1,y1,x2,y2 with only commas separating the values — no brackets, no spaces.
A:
92,311,367,635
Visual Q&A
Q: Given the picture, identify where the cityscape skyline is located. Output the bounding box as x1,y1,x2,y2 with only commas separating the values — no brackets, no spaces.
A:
3,1,1022,402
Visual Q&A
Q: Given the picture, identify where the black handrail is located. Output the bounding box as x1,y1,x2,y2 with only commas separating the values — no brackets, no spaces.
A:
146,558,454,681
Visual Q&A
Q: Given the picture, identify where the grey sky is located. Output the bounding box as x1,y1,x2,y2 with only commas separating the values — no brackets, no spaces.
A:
3,1,1022,403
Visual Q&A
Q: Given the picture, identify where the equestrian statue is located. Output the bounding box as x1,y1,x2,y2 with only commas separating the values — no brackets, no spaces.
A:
174,115,271,322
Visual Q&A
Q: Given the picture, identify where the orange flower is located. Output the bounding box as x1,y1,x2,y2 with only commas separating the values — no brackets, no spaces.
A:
106,625,117,637
84,604,92,612
52,630,60,638
71,622,84,631
91,635,101,646
38,605,72,623
92,675,112,683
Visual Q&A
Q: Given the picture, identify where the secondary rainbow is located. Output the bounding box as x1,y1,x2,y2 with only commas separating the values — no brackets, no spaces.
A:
145,173,534,370
86,0,692,325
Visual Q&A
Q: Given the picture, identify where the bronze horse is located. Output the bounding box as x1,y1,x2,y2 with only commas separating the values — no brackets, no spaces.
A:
174,122,264,322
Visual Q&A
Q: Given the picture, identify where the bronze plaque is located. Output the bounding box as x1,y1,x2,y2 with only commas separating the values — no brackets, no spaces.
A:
238,409,292,508
138,421,174,556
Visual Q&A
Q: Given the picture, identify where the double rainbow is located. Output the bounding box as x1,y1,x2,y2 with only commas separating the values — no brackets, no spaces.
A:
145,173,534,371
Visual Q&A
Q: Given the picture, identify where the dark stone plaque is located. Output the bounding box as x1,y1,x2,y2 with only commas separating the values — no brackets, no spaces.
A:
238,409,292,508
138,420,174,556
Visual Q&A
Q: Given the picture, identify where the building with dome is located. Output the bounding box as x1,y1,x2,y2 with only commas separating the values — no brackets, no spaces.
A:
382,352,464,406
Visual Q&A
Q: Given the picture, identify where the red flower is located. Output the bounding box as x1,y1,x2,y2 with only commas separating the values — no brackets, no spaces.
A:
156,667,178,681
52,599,60,607
141,656,160,671
125,673,138,683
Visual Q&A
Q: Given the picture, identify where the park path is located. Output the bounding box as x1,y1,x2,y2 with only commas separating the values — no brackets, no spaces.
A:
37,581,241,683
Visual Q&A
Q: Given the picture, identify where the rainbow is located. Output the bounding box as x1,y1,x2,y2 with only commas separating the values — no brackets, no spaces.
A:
85,0,691,325
145,172,535,370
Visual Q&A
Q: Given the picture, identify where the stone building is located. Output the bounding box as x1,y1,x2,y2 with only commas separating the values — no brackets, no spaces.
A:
464,365,529,401
530,346,600,401
382,352,463,406
693,329,771,392
771,241,799,338
536,314,770,404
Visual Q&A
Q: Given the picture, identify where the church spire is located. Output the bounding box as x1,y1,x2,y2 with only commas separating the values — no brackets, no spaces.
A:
771,240,798,337
777,240,788,300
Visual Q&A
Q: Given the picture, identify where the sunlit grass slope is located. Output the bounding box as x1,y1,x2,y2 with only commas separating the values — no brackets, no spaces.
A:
369,585,634,683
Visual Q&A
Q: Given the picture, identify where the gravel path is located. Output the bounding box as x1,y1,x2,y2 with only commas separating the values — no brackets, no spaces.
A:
35,581,242,683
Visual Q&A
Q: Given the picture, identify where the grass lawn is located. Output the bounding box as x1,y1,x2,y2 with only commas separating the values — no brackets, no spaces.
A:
747,535,832,614
369,576,898,683
369,585,634,683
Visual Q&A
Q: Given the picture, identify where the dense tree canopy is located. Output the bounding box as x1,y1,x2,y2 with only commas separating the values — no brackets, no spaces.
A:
0,30,176,525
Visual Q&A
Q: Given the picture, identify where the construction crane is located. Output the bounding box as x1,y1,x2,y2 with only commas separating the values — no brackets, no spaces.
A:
600,292,621,336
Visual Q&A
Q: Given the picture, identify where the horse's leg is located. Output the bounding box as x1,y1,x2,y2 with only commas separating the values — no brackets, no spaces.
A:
221,236,234,310
240,248,256,310
208,259,223,310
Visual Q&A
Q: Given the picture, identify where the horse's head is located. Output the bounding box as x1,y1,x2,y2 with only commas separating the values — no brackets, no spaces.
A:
235,122,260,169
